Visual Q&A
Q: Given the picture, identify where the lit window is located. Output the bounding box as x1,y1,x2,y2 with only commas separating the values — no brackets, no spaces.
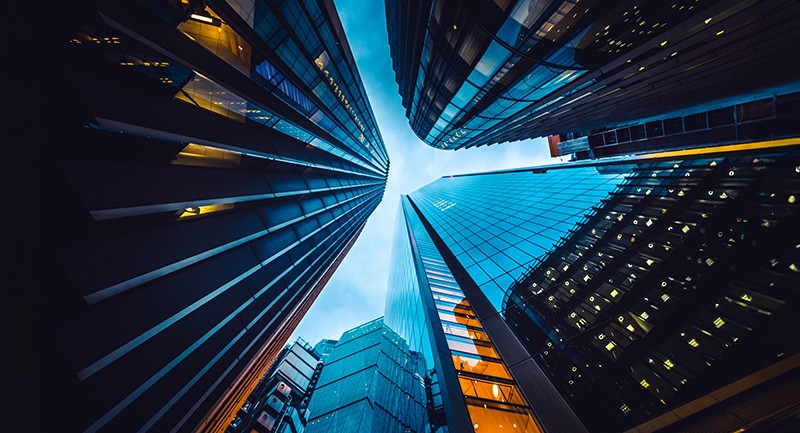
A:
713,317,725,328
688,338,699,347
179,203,235,219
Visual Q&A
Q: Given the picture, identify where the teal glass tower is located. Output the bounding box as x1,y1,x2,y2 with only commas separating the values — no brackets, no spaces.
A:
305,318,428,433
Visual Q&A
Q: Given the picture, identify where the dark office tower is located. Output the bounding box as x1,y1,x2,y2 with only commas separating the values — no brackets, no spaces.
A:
312,339,339,362
227,338,322,433
48,1,387,433
503,149,800,433
305,318,428,433
385,140,800,432
385,0,800,151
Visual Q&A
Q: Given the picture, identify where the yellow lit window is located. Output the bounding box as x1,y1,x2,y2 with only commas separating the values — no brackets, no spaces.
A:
179,203,234,219
178,6,251,74
172,143,242,168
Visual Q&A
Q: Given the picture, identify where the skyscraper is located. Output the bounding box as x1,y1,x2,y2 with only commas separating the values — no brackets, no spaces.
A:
385,0,800,151
48,1,387,432
304,318,428,433
385,140,800,432
503,148,800,432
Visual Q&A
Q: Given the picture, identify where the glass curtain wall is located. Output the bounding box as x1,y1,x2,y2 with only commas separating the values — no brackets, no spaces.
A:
399,198,543,433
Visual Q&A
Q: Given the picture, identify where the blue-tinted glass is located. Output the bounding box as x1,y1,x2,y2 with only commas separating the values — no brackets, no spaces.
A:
409,167,628,312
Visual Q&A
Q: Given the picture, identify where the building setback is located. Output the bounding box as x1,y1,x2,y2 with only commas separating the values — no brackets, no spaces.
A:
305,318,428,433
312,339,339,362
385,140,800,432
385,0,800,152
48,1,387,432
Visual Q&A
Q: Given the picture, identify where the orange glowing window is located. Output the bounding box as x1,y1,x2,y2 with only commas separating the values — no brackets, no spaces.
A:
452,354,512,380
466,402,542,432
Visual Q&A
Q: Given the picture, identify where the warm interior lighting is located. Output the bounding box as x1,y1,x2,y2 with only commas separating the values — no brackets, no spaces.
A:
179,203,235,219
642,138,800,160
190,13,221,26
172,143,242,168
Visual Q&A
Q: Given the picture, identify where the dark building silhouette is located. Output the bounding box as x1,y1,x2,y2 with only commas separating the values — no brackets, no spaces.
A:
305,317,428,433
385,141,800,432
385,0,800,153
503,148,800,433
227,338,322,433
47,1,387,432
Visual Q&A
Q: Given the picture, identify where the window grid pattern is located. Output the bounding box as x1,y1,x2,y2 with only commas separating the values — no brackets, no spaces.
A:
411,167,627,311
306,319,428,433
387,0,790,150
504,151,800,432
402,198,543,432
236,0,388,168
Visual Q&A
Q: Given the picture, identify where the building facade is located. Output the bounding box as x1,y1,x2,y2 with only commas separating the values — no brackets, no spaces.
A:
227,339,322,433
503,148,800,432
305,318,428,433
312,339,339,362
385,0,800,151
49,1,387,432
385,140,800,432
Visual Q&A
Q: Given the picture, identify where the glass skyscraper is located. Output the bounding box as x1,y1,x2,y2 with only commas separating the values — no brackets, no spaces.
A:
304,318,428,433
503,148,800,433
385,140,800,432
385,0,800,152
48,1,387,432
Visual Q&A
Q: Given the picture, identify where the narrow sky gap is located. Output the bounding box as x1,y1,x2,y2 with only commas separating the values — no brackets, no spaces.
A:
290,0,555,345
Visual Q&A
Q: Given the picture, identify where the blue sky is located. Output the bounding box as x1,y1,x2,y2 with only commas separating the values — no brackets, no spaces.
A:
290,0,558,345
